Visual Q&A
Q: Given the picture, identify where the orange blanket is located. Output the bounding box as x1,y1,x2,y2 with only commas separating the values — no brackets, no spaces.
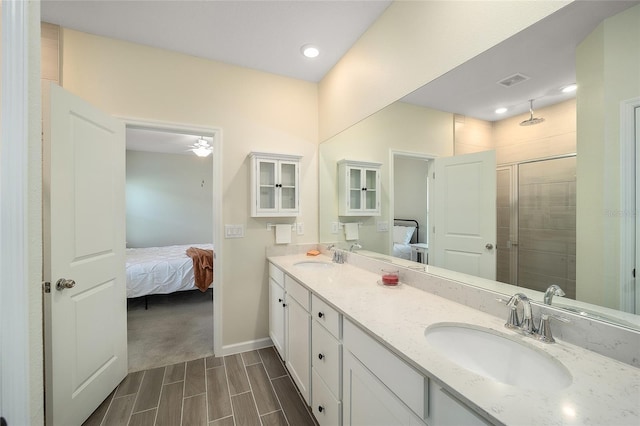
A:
186,247,214,292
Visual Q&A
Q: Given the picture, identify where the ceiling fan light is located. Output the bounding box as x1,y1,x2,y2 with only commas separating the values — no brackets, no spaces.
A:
193,146,212,157
561,83,577,93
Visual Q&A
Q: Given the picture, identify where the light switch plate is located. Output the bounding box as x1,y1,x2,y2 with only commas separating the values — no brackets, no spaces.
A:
296,222,304,235
331,222,340,234
225,224,244,238
377,221,389,232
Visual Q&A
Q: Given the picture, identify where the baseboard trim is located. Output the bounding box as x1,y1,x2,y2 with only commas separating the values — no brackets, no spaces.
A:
221,337,273,356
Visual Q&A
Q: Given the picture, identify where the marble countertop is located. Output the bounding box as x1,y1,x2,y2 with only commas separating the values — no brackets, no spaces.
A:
268,253,640,426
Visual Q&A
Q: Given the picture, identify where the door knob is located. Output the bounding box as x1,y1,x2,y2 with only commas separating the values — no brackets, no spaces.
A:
485,243,494,250
56,278,76,291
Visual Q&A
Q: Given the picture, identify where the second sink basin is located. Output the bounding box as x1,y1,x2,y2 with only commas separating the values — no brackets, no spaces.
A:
424,323,572,390
293,261,335,269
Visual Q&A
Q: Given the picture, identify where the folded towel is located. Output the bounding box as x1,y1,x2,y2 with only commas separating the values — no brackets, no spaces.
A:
275,224,292,244
186,247,214,292
345,223,359,241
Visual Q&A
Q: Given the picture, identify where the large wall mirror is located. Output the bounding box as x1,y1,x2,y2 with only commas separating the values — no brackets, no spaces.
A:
319,1,640,331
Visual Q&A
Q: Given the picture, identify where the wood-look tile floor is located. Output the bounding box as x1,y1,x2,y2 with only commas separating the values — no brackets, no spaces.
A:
83,347,317,426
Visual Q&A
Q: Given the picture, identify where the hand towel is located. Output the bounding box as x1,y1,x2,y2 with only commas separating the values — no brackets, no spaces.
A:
344,222,359,241
275,224,292,244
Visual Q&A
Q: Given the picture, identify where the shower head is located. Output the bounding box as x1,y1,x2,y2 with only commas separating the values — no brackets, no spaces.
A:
520,99,545,126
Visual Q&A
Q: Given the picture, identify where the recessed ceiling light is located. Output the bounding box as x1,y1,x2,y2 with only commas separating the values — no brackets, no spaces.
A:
561,84,577,93
301,44,319,59
495,107,508,114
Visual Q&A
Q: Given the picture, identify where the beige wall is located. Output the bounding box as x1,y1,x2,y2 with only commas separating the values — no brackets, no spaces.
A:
319,101,453,252
576,4,640,309
318,1,569,140
493,99,577,165
454,115,494,156
59,29,319,348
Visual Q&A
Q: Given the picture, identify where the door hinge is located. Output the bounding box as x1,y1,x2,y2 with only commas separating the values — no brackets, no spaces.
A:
633,268,636,278
43,281,51,293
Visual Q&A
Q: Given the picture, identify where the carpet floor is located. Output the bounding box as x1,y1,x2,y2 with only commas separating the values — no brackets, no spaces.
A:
127,289,214,373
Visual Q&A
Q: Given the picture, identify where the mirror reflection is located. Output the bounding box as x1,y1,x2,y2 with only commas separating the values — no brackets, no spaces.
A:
319,1,640,330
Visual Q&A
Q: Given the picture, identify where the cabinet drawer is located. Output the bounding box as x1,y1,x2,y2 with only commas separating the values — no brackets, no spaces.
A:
285,275,309,311
312,368,341,426
269,262,284,286
312,294,341,338
343,319,426,420
312,320,342,398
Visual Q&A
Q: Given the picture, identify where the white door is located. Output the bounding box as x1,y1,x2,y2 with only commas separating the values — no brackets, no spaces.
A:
43,84,127,425
432,150,496,280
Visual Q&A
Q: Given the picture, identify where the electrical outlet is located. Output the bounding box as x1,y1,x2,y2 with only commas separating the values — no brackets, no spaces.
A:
224,224,244,238
296,222,304,235
377,221,389,232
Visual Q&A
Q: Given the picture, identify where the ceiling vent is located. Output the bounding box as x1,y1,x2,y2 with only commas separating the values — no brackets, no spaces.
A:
497,73,530,88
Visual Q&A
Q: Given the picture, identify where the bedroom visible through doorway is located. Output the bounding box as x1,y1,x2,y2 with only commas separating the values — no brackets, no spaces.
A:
124,125,220,372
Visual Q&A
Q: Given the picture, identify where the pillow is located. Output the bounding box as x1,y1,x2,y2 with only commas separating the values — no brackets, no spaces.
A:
393,225,415,245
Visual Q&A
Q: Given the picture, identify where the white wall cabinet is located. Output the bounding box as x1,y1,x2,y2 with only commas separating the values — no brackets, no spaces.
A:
250,152,301,217
338,160,381,216
268,264,311,404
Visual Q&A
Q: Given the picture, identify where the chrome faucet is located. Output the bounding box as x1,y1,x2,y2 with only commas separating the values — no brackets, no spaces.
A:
332,250,345,264
543,284,565,305
506,293,536,335
326,244,335,251
349,242,362,252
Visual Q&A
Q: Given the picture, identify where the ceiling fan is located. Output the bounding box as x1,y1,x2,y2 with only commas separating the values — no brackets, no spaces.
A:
189,137,213,157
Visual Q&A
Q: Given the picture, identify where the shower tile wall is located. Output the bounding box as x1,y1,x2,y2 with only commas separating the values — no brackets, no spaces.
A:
518,156,576,298
496,156,576,299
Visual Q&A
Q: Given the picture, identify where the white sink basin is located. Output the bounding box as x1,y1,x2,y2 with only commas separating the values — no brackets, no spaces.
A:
293,261,335,269
424,323,572,390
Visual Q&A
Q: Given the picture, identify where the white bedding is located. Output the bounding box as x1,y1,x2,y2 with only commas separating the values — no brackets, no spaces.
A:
125,244,213,298
392,243,412,260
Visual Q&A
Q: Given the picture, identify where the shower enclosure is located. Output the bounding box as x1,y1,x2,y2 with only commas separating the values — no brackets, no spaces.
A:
497,155,576,299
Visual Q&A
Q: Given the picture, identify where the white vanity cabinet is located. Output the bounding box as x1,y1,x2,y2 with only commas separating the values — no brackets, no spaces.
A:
338,160,381,216
268,264,311,404
249,152,301,217
342,319,427,426
311,295,343,426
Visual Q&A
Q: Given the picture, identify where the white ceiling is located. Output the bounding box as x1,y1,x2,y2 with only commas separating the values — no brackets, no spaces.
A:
41,0,639,152
41,0,392,83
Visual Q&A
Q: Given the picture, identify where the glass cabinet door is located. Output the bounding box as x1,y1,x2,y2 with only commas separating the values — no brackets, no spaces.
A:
279,162,297,210
349,167,362,210
258,160,276,210
364,169,378,210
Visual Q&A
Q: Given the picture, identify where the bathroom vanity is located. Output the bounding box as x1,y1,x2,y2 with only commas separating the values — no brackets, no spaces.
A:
267,251,640,426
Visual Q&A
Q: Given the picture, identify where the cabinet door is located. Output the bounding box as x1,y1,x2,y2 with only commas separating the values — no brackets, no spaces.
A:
269,278,286,359
363,168,380,214
278,160,299,214
287,297,311,404
343,351,425,426
257,159,278,214
348,167,363,211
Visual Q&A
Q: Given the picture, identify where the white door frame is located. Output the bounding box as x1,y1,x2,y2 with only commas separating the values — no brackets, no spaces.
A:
620,97,640,313
388,150,437,255
0,0,42,424
121,118,224,355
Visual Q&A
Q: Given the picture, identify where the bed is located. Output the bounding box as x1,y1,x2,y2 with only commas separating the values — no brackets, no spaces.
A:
125,244,214,299
392,219,419,260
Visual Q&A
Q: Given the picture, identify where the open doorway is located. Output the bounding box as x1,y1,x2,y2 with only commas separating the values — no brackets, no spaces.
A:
124,124,222,372
390,151,433,264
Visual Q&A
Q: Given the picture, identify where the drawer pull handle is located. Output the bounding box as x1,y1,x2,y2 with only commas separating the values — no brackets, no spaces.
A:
282,303,287,307
318,353,324,360
278,298,283,303
318,312,324,318
318,405,324,413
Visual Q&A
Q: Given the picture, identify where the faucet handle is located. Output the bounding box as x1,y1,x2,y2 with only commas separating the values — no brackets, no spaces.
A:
536,314,570,343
